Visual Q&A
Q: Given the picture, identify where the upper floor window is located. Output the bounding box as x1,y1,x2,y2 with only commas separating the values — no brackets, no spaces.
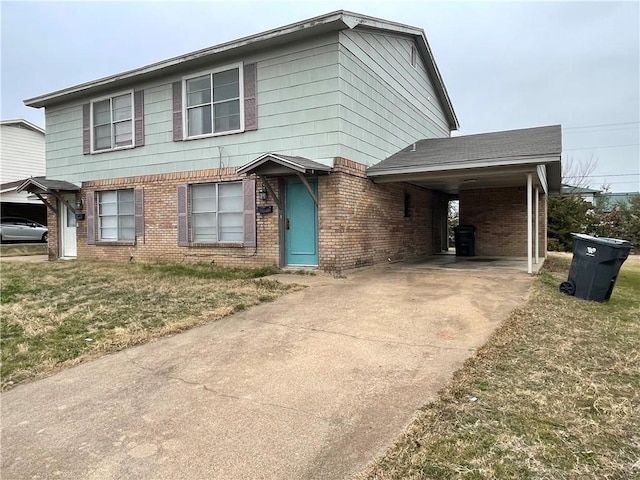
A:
184,64,242,139
98,189,135,241
91,92,134,152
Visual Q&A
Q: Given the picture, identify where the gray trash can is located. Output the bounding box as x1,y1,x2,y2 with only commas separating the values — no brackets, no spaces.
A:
559,233,632,302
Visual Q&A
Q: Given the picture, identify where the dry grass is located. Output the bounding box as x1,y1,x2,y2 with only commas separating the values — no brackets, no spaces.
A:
1,261,300,390
361,253,640,480
0,243,48,257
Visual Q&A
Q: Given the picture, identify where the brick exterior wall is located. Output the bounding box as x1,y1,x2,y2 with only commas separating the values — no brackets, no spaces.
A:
48,162,548,270
319,158,436,272
48,159,437,272
74,168,281,267
46,198,60,260
459,186,548,257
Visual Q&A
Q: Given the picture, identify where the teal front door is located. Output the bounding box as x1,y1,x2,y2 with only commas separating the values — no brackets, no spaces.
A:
285,178,318,266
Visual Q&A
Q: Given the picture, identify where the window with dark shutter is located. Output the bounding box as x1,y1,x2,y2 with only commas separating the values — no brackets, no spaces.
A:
134,91,145,147
85,191,95,244
243,178,256,247
172,82,183,142
82,104,91,155
177,184,189,246
244,63,257,131
177,62,257,140
134,188,144,241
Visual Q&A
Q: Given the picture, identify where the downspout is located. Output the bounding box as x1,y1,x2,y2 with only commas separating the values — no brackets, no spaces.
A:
535,187,539,264
527,173,533,274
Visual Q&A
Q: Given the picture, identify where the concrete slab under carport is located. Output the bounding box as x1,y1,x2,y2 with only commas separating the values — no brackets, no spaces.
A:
1,265,533,480
394,252,545,274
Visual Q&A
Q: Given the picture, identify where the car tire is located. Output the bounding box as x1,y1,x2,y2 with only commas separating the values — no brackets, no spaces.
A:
42,232,48,243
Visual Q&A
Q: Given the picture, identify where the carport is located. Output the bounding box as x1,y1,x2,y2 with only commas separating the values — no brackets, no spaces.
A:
367,125,562,273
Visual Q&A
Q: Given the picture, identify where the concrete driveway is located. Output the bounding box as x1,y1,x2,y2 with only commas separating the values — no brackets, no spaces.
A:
1,265,532,479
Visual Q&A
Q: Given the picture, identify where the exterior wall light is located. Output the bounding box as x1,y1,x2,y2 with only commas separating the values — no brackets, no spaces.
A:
259,185,268,201
75,198,84,210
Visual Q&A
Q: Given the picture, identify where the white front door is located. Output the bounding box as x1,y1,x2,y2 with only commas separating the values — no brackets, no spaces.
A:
60,197,77,258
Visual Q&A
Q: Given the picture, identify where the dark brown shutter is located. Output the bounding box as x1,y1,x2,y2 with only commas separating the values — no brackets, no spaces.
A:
177,184,189,246
243,63,257,131
134,91,145,147
243,178,256,247
86,191,95,244
172,82,183,141
134,188,144,241
82,104,91,154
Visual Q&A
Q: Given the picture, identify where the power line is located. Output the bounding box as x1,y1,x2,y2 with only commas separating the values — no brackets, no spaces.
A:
564,173,640,178
563,143,639,151
563,121,640,130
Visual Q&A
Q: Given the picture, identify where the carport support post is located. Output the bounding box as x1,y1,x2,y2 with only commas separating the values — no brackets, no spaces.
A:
535,187,539,264
527,173,533,274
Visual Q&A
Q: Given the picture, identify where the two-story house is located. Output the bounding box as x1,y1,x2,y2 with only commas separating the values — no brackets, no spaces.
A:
21,11,561,273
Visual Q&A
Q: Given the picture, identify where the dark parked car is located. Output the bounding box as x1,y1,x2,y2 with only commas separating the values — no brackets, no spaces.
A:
0,217,48,243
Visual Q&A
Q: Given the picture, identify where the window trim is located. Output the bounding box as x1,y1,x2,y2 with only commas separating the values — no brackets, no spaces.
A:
97,189,136,242
189,181,244,244
182,62,245,140
90,89,135,154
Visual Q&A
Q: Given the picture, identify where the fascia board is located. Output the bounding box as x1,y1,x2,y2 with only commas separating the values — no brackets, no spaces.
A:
367,155,560,177
24,12,352,108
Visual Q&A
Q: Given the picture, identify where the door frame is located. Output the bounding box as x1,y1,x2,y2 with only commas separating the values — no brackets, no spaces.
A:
59,195,77,258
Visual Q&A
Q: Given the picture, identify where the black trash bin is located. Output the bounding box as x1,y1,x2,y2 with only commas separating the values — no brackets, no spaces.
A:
559,233,632,302
454,225,476,257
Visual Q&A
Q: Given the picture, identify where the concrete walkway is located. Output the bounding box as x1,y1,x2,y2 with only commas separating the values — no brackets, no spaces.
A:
1,266,533,479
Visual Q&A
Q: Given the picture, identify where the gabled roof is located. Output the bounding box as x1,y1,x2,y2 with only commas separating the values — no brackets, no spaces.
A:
237,153,332,176
16,176,80,194
0,119,45,135
23,11,458,130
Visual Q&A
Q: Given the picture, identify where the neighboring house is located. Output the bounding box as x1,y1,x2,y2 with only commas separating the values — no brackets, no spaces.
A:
560,184,600,204
21,11,561,273
595,192,638,211
0,119,47,224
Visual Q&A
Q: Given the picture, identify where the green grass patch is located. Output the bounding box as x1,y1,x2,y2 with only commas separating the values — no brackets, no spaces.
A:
141,262,279,279
0,261,299,390
0,243,48,257
361,253,640,480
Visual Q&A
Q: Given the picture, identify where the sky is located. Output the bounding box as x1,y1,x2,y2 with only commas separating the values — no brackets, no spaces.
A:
1,1,639,192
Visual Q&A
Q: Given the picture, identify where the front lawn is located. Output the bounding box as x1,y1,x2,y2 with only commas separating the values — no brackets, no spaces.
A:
0,261,297,390
361,253,640,479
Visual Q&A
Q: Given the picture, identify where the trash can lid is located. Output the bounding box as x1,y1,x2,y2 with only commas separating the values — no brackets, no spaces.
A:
571,233,632,247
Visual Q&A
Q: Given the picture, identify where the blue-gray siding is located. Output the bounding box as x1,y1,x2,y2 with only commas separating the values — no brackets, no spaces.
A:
44,29,451,183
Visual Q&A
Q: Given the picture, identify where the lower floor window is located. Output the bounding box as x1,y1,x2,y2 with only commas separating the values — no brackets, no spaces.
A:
191,182,243,242
98,189,135,240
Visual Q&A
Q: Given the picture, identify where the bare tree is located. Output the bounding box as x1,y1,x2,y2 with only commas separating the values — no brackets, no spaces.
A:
562,154,598,190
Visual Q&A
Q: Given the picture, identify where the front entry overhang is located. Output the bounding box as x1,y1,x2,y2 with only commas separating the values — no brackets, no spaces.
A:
15,176,80,215
237,153,331,207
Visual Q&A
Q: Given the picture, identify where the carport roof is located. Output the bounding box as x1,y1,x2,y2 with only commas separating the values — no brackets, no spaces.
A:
367,125,562,194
